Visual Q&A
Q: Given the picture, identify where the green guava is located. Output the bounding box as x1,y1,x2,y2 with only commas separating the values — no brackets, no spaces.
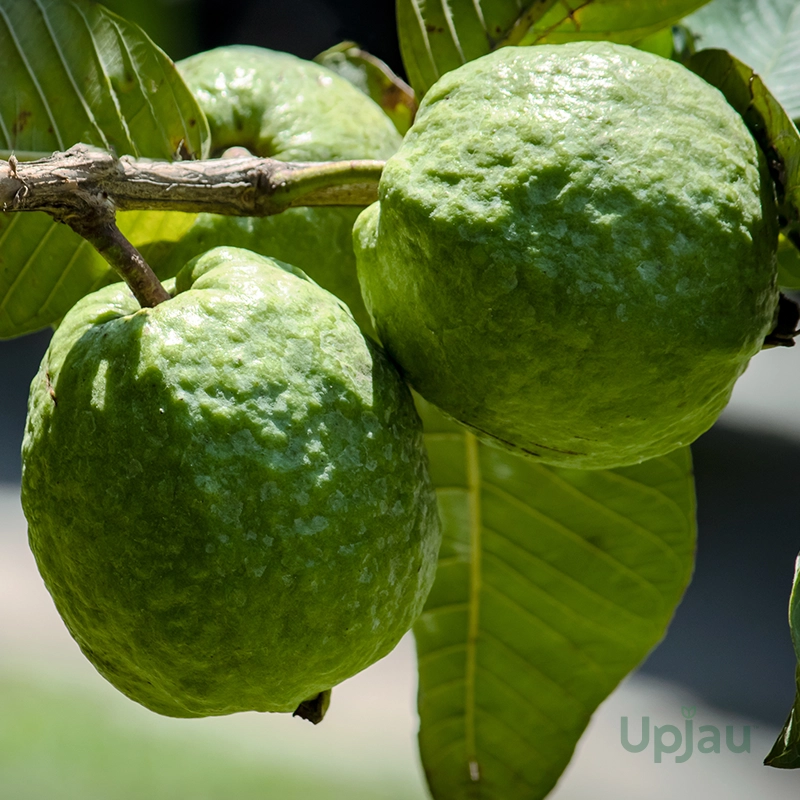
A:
354,42,780,469
146,45,402,334
21,246,440,718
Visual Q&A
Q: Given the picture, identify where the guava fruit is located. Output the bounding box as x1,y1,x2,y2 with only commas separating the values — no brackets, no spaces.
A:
147,45,402,334
354,42,780,469
21,246,440,718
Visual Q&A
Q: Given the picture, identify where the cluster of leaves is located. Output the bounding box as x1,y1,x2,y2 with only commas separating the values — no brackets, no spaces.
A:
2,0,800,797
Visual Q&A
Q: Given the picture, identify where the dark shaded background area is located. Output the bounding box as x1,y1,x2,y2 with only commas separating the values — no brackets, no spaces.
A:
195,0,403,67
102,0,404,68
1,331,51,481
1,0,798,730
641,425,799,725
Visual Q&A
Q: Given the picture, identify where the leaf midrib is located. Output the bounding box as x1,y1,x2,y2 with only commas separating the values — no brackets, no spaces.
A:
465,430,481,787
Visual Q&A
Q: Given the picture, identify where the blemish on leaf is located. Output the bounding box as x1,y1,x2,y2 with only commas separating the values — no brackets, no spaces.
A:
11,110,32,136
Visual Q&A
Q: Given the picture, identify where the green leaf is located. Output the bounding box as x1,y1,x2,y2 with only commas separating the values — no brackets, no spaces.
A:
396,0,710,97
117,210,197,250
685,0,800,121
632,26,675,58
792,556,800,663
396,0,562,97
414,399,696,799
777,233,800,289
314,42,417,135
765,557,800,768
0,0,210,339
686,49,800,264
519,0,710,45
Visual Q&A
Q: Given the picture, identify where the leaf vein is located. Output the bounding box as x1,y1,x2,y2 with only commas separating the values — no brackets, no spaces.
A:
409,0,440,85
38,235,94,319
440,0,467,64
420,675,466,701
481,480,670,596
422,600,470,616
510,467,688,569
106,15,169,156
478,628,590,714
40,0,110,148
482,582,611,683
70,2,135,152
416,641,467,666
481,535,660,635
0,217,61,319
475,661,575,736
0,4,64,149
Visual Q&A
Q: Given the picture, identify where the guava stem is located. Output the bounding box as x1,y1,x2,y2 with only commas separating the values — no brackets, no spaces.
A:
64,216,170,308
292,689,332,724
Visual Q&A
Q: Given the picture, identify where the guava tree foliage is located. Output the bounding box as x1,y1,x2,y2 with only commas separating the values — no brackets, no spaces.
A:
2,1,800,799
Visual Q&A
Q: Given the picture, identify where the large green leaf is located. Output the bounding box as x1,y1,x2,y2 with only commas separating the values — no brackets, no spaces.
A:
520,0,710,45
396,0,710,96
686,48,800,285
396,0,559,97
0,0,210,339
414,400,696,799
685,0,800,121
765,556,800,768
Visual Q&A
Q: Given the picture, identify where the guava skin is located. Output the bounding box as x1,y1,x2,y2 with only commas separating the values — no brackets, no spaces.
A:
355,42,780,469
21,246,441,718
177,46,400,162
149,46,403,334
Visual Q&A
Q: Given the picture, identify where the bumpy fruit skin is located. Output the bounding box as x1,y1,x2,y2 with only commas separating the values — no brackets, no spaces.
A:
148,46,402,334
355,42,779,469
21,247,440,718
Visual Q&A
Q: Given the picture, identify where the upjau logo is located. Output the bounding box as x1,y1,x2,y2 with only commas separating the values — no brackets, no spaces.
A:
620,706,751,762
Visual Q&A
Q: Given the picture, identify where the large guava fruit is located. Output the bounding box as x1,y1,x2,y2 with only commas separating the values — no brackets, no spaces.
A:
21,246,440,718
147,45,402,334
354,42,780,469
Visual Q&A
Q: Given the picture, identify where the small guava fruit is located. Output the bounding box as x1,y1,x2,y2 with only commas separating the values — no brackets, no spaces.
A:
355,42,780,469
148,45,402,334
21,246,440,718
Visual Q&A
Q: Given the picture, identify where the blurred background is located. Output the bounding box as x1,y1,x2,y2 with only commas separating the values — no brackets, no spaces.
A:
2,1,800,797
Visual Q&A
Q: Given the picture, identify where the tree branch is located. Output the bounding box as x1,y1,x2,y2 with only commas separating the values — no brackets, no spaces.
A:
64,215,171,308
0,144,385,311
0,144,384,218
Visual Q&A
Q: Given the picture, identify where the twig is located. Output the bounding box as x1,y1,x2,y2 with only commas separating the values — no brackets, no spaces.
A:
64,215,170,308
0,144,385,310
0,144,384,217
